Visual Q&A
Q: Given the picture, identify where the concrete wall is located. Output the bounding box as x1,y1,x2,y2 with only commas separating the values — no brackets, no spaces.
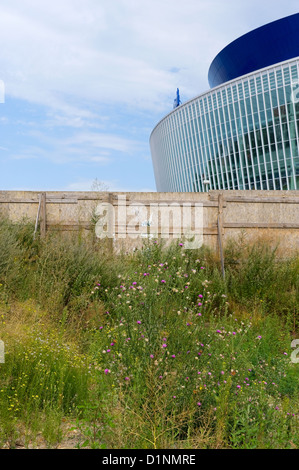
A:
0,190,298,255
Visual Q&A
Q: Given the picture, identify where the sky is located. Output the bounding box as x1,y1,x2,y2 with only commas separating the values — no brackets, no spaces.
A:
0,0,298,192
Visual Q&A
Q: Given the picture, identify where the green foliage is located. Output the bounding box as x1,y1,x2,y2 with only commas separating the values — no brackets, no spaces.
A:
0,220,298,448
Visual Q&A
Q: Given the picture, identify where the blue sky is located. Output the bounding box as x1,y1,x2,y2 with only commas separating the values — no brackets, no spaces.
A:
0,0,298,192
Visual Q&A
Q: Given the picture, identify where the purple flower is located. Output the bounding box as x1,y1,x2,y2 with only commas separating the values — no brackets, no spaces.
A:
161,279,166,283
137,320,141,324
162,343,167,348
171,355,176,358
197,402,202,406
104,369,110,375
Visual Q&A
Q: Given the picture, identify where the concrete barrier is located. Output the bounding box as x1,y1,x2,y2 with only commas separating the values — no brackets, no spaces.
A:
0,190,298,255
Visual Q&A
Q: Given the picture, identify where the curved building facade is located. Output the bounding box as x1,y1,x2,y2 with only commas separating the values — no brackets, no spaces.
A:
150,14,299,192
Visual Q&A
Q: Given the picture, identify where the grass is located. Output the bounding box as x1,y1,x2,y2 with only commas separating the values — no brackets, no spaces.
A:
0,216,298,448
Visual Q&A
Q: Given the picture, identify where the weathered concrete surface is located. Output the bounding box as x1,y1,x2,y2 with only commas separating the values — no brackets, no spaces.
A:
0,190,298,255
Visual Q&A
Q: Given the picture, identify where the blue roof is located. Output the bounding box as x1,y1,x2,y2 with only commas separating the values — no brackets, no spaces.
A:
208,13,299,88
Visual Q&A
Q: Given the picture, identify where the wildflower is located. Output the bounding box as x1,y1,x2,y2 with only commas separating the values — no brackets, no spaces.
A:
197,402,202,406
150,354,154,359
161,280,166,283
137,321,141,324
162,343,167,348
104,369,110,375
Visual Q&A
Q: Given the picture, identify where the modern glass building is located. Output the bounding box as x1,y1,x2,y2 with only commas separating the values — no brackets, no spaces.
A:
150,14,299,192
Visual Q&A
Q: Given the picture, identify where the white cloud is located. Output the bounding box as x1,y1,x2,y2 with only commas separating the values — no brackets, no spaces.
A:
1,0,298,117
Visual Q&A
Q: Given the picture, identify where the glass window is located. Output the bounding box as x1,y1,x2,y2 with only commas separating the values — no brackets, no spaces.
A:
232,85,238,101
244,81,249,98
234,102,240,118
247,114,253,128
260,111,266,126
264,92,271,109
238,83,243,99
250,78,256,95
278,87,285,106
283,67,290,85
291,65,298,80
256,76,262,93
276,69,283,87
271,89,278,108
269,72,276,89
254,113,260,127
245,97,252,114
251,95,258,113
258,94,265,111
239,100,246,116
224,105,229,122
